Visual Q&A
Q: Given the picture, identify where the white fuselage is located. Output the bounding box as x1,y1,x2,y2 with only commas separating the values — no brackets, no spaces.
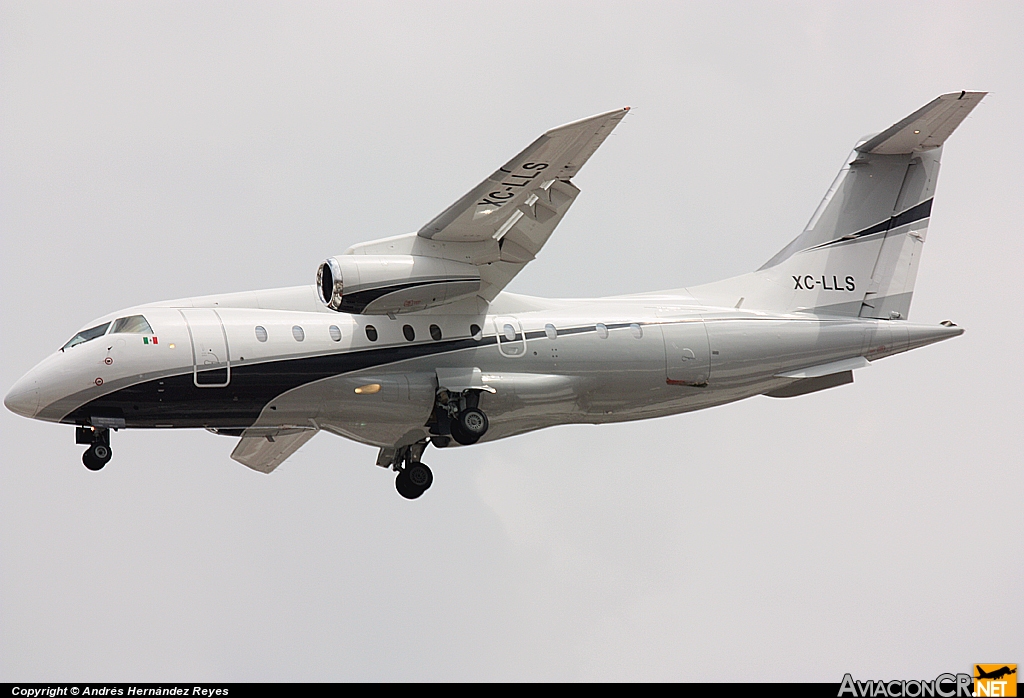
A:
4,283,960,452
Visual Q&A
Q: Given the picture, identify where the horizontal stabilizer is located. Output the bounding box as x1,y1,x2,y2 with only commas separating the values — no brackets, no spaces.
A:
765,371,854,398
857,91,985,154
776,356,869,379
231,427,318,474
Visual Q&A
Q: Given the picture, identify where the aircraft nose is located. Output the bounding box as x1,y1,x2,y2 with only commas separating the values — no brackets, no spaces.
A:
4,376,40,418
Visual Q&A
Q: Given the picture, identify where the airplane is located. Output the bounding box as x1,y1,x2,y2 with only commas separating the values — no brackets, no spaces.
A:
4,91,984,499
975,666,1017,681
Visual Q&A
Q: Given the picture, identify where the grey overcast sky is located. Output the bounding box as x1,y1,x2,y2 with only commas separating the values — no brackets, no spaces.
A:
2,0,1022,682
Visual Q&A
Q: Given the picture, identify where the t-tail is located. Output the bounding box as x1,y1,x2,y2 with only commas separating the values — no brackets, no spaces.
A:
692,92,985,319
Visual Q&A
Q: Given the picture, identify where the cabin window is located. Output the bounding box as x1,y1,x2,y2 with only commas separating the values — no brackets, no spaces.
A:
470,324,482,340
292,325,305,342
630,323,643,339
503,324,516,341
596,323,609,339
429,324,442,341
255,326,268,342
403,325,415,341
329,325,342,342
110,315,154,335
365,325,378,342
62,322,111,350
544,323,557,340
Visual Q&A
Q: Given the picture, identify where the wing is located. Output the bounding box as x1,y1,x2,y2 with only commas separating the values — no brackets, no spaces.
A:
230,427,318,474
347,107,629,301
418,107,630,242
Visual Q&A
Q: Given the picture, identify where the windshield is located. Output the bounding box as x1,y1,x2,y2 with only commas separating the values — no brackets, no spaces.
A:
62,322,111,350
110,315,153,334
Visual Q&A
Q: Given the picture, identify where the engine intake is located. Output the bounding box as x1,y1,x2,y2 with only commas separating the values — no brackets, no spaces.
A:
316,255,481,315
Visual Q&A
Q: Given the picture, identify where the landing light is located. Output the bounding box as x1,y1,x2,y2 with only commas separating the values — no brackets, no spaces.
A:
354,383,381,395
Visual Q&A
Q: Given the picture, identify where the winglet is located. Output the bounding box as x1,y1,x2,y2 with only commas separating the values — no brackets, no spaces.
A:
856,91,986,154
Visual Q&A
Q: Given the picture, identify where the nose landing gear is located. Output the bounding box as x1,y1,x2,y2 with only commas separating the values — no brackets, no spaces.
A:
77,426,112,471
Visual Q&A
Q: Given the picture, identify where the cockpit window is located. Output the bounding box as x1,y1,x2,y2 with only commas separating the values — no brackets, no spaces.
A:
110,315,154,335
62,322,111,350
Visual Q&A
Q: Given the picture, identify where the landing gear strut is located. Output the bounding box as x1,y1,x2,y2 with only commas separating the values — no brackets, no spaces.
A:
77,426,112,471
383,388,492,499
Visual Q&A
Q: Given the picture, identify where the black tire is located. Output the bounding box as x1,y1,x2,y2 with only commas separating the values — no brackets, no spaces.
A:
406,462,433,490
395,471,425,500
449,420,480,446
83,449,105,471
458,408,488,437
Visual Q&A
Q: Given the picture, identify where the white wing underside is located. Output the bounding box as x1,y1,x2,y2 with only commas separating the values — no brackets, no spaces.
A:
348,108,629,301
230,427,318,474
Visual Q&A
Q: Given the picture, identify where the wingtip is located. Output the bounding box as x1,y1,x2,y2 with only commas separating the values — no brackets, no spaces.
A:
545,107,632,135
943,90,988,100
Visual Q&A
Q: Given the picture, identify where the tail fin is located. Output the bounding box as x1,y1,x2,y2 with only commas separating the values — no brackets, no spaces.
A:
694,92,985,318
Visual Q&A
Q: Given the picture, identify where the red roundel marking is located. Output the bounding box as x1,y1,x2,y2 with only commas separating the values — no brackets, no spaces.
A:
104,357,113,365
95,377,103,386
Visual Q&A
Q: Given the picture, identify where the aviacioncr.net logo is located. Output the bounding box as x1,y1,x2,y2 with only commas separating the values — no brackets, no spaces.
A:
839,673,973,697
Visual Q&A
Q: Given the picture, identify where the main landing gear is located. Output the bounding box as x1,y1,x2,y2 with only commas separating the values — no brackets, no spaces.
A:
431,389,489,446
77,426,112,471
382,389,491,500
391,441,434,500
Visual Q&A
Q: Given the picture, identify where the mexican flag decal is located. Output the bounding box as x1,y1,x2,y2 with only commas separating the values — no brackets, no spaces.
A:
142,336,158,345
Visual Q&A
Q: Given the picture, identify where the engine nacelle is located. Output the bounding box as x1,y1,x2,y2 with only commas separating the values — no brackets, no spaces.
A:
316,254,481,315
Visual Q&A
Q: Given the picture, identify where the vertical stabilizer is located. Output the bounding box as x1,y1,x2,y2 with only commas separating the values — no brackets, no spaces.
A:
691,92,985,318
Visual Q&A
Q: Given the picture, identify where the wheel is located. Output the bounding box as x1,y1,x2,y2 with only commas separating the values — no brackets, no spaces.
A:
83,449,105,471
395,471,425,500
83,443,112,471
459,407,488,437
406,462,433,490
449,420,480,446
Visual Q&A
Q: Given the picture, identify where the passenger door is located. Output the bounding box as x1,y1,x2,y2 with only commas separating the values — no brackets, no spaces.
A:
179,309,231,387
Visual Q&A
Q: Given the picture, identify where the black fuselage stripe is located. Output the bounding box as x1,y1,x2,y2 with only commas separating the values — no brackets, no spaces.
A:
808,198,933,251
62,320,668,429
